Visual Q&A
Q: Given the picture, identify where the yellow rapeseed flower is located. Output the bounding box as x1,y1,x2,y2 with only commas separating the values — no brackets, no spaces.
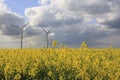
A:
14,73,21,80
47,71,53,77
52,40,57,47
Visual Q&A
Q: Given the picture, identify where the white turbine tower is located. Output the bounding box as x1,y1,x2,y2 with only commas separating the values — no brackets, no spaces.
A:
12,22,29,49
40,27,50,48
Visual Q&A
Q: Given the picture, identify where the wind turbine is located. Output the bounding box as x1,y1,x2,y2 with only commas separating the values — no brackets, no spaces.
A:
11,22,29,49
40,26,50,48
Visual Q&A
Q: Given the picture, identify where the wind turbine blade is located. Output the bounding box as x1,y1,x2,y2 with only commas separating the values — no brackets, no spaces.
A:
22,22,29,29
47,30,50,34
41,27,47,33
48,29,51,33
11,24,20,29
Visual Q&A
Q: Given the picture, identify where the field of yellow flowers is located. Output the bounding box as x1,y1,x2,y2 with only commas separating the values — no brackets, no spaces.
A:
0,48,120,80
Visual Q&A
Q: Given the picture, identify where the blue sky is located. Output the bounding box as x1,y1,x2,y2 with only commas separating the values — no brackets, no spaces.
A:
5,0,39,15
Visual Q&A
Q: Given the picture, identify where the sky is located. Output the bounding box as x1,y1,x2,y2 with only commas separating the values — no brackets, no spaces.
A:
0,0,120,48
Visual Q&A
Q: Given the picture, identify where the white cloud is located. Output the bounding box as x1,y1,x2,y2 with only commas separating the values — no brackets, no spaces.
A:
0,0,8,11
24,0,120,47
0,0,120,48
49,32,55,36
38,0,50,5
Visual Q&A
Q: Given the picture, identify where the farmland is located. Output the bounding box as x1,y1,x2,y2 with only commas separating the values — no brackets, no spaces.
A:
0,48,120,80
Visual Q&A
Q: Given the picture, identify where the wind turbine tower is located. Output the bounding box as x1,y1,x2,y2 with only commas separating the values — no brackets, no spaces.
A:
12,22,29,49
41,27,50,48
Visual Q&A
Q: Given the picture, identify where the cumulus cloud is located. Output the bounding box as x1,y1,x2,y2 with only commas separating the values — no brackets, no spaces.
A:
25,0,118,28
65,0,112,14
25,6,83,27
24,0,120,47
0,0,27,37
103,17,120,29
0,12,26,36
0,0,120,48
100,5,120,29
